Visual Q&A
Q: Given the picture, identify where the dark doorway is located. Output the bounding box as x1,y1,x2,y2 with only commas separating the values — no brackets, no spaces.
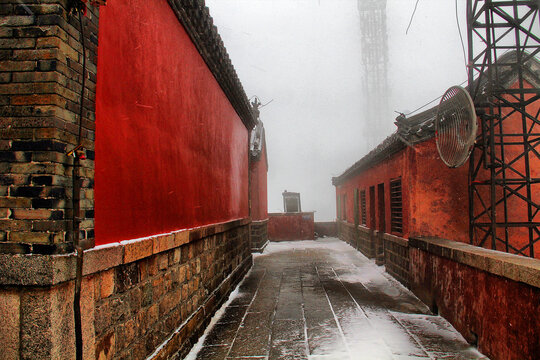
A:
369,186,376,229
354,188,359,226
342,194,347,220
378,183,385,232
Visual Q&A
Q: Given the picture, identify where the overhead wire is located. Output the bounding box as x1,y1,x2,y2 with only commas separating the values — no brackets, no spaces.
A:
406,0,421,34
260,99,274,108
455,0,468,78
405,78,468,116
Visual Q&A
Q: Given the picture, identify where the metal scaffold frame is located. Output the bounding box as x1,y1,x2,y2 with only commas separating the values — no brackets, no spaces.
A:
467,0,540,257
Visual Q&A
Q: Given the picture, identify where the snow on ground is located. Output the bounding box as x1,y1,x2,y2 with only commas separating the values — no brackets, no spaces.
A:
186,238,487,359
184,284,243,360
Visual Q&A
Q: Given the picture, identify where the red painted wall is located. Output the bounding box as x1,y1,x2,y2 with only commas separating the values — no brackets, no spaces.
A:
409,140,469,243
336,85,539,257
335,138,469,242
336,147,412,237
410,248,540,360
471,82,540,257
250,146,268,221
95,0,249,245
268,212,315,241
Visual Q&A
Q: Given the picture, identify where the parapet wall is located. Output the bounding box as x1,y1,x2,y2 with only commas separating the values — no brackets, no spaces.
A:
337,220,540,360
268,212,314,241
409,237,539,360
337,221,377,261
250,219,268,253
314,221,337,237
0,218,252,359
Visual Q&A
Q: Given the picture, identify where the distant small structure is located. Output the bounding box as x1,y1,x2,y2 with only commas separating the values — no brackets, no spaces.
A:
267,191,313,241
282,190,301,213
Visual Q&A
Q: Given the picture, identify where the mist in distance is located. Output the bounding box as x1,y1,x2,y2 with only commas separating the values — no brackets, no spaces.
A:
206,0,471,221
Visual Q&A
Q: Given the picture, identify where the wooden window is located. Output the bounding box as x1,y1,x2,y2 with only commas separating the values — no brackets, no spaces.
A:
360,190,366,225
390,178,403,234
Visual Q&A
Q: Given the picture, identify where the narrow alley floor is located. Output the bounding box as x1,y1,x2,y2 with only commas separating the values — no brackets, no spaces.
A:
187,238,488,360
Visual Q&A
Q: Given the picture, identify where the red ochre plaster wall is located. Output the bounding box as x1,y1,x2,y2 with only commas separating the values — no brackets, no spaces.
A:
336,147,412,238
409,139,469,243
471,82,540,257
335,138,469,242
268,213,315,241
336,79,540,256
250,148,268,221
95,0,248,245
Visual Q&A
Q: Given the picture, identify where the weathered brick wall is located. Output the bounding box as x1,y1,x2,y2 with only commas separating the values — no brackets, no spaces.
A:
337,220,356,248
250,219,268,253
358,225,375,259
314,221,337,237
337,221,375,258
0,219,252,359
0,0,97,253
93,221,251,359
383,233,409,287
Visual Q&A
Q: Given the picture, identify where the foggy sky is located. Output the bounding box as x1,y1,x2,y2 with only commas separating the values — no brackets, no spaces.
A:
206,0,470,221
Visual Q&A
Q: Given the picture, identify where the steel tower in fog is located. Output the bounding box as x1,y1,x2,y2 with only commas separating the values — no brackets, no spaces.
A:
358,0,389,146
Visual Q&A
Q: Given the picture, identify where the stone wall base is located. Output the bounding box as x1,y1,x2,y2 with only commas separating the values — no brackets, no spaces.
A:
314,222,337,237
0,218,252,360
150,255,252,360
338,221,410,287
383,233,409,287
337,221,375,259
250,220,268,253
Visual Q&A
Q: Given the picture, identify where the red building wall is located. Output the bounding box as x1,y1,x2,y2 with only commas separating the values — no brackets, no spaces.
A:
250,148,268,221
409,140,469,243
95,0,249,245
336,87,539,257
335,138,469,243
336,147,412,238
471,81,540,257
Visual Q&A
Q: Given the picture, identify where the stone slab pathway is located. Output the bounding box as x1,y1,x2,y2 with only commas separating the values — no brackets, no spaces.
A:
187,238,488,360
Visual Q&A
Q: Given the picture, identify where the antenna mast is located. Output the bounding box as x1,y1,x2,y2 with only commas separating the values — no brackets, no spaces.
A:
358,0,389,147
467,0,540,257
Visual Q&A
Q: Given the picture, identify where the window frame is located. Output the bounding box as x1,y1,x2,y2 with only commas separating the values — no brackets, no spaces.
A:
390,177,403,234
